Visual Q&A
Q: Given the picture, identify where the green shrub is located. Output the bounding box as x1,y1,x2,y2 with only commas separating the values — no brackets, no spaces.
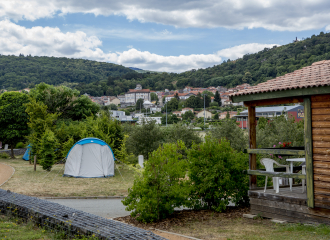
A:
208,118,248,152
0,152,10,159
187,137,249,212
122,141,189,223
15,142,25,148
39,129,59,171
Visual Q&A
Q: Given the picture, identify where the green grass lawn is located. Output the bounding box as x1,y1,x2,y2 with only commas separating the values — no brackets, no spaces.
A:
0,156,137,197
0,214,99,240
170,217,330,240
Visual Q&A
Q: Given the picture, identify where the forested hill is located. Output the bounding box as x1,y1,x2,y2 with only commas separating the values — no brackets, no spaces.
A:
0,55,134,90
2,31,330,96
174,31,330,89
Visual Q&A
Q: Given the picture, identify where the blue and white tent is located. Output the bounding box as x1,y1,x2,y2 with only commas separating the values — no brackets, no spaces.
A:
64,138,115,178
22,145,31,161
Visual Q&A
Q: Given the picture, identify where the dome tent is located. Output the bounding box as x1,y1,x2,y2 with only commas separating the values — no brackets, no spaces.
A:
64,138,115,178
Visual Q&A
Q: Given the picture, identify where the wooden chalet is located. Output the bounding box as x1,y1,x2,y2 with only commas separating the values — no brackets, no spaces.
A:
230,60,330,224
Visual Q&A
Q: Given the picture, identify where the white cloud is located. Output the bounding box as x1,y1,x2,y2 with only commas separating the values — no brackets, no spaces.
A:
1,0,330,31
76,26,194,41
0,20,278,72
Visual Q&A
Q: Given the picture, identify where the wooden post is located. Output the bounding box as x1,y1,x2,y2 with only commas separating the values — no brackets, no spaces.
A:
304,97,314,208
34,155,37,172
248,106,257,189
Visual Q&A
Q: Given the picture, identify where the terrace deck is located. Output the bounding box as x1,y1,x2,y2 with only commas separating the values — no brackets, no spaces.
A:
249,186,330,224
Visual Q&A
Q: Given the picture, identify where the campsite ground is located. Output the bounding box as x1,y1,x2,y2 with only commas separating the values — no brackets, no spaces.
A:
0,157,136,197
116,207,330,240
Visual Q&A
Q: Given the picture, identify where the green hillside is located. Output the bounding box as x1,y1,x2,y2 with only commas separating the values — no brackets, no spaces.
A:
2,31,330,96
0,55,134,91
174,31,330,89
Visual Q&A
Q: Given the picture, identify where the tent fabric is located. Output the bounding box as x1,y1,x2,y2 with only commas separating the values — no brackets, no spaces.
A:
64,138,115,178
22,145,31,161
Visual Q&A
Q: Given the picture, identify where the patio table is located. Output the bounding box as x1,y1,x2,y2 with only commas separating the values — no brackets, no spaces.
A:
286,158,306,191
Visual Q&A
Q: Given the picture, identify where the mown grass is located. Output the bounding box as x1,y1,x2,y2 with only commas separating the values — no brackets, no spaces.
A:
0,214,99,240
170,217,330,240
0,156,137,197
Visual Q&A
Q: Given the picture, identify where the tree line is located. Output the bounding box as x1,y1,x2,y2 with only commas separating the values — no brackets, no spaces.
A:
1,32,330,96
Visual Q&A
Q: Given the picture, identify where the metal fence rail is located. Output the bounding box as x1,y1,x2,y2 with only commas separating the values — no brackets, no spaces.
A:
0,189,166,240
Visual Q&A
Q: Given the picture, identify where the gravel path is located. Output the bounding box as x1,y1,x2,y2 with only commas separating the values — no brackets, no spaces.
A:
0,163,14,187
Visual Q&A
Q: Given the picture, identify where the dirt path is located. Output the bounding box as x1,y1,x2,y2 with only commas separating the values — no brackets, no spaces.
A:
0,163,14,187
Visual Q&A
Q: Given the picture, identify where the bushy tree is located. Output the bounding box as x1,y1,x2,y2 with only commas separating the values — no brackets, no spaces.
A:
126,120,163,159
25,98,58,161
257,115,304,149
213,113,219,120
182,110,195,121
0,92,30,158
161,114,180,125
29,83,100,121
208,118,248,152
163,123,202,148
187,137,249,212
122,141,189,223
166,98,179,112
39,129,59,171
136,98,144,110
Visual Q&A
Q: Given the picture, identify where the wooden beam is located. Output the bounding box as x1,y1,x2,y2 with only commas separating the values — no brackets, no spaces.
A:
244,97,304,107
248,106,257,189
231,86,330,103
304,97,314,208
245,148,305,155
247,170,306,179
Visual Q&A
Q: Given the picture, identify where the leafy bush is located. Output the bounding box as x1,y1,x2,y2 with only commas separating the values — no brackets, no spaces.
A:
15,142,25,148
208,118,247,152
0,152,10,159
163,123,202,148
122,141,189,223
257,115,304,149
39,129,59,171
126,120,163,159
187,137,249,212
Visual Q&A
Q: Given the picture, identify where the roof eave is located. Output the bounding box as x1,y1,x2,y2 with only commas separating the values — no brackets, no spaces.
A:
230,86,330,103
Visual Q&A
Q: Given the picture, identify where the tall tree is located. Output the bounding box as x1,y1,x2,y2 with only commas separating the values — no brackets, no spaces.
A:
174,92,180,101
136,98,144,111
214,91,221,107
0,92,30,158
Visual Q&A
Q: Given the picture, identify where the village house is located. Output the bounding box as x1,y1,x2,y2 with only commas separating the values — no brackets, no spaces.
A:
219,111,237,120
195,110,212,118
235,105,304,129
181,108,194,115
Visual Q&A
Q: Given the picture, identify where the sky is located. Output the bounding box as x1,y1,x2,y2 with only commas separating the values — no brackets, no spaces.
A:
1,0,330,73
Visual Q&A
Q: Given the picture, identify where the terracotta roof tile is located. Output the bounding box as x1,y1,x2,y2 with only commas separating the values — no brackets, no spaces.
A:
229,60,330,98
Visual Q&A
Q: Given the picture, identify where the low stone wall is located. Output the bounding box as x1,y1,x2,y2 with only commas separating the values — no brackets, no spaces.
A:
0,189,165,239
0,148,27,156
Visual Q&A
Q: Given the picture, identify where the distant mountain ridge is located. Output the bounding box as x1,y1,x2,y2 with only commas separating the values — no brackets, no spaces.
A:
0,55,134,91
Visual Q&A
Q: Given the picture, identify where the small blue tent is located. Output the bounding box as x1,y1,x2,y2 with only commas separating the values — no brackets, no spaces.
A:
64,138,115,178
22,145,31,161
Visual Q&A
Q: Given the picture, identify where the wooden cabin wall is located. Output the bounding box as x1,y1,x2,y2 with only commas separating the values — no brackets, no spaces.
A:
311,94,330,209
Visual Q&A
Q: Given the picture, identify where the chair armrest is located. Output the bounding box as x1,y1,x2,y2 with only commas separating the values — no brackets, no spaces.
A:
273,162,290,173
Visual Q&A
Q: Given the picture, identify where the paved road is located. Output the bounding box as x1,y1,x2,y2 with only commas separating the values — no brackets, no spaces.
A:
46,198,235,219
47,198,131,219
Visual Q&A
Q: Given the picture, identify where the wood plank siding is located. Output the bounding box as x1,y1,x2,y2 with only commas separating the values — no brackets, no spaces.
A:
312,94,330,209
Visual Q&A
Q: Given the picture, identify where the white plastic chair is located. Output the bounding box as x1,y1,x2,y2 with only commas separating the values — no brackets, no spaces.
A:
260,158,290,193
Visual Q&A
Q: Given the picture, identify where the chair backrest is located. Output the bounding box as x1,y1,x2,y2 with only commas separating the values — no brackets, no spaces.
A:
260,158,277,172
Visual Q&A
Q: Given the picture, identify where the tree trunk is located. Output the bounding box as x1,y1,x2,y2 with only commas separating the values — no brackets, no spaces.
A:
10,144,15,159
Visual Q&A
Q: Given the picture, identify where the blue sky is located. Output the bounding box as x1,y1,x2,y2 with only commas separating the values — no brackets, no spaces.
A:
0,1,329,72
